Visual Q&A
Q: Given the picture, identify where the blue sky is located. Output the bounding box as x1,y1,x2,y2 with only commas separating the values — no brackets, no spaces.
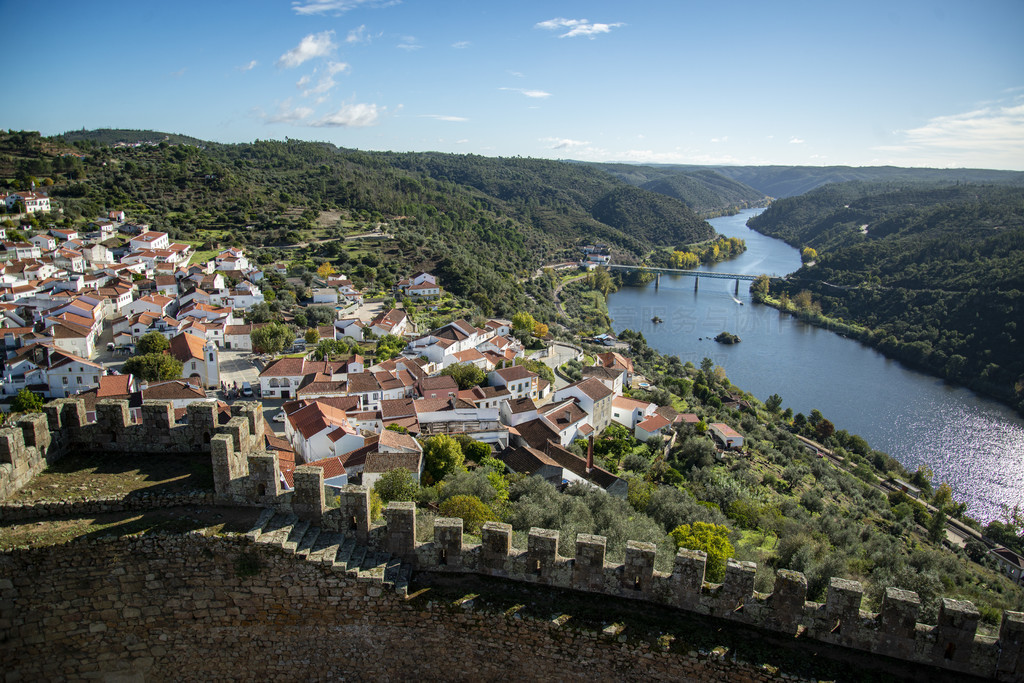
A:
5,0,1024,169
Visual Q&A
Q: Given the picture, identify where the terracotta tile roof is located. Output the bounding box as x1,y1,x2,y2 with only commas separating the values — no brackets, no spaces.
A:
563,377,613,401
378,429,421,452
636,414,671,433
492,365,536,382
505,397,537,414
346,371,381,394
539,400,588,429
612,396,652,412
288,401,351,440
420,375,458,392
498,446,559,473
306,456,348,481
364,450,421,474
544,442,621,490
142,380,207,400
514,418,562,451
380,398,416,419
168,332,206,362
338,436,379,469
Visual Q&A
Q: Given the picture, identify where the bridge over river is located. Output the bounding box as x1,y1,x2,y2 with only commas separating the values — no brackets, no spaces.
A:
606,263,762,291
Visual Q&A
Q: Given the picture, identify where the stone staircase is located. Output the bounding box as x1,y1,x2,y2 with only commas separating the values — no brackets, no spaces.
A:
245,510,411,596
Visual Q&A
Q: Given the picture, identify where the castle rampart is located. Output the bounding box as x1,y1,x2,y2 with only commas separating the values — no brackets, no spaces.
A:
1,396,1022,681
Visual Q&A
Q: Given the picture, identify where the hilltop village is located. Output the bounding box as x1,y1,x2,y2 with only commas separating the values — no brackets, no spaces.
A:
0,198,734,502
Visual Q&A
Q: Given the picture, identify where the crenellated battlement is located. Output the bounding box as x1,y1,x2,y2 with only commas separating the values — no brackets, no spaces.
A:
1,397,1022,681
0,397,264,501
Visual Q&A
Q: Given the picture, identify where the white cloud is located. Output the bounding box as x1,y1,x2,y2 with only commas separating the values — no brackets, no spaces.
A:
500,87,551,99
535,17,624,39
292,0,398,16
265,100,314,124
304,75,337,97
327,61,350,75
312,102,383,127
541,137,591,150
870,101,1024,169
789,137,805,144
296,75,311,88
710,136,728,143
396,36,420,51
508,70,524,78
277,31,336,68
451,41,470,49
420,114,469,122
346,25,369,43
239,60,258,72
455,139,469,144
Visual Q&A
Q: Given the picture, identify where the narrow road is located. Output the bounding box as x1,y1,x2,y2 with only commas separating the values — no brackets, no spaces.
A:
552,274,588,316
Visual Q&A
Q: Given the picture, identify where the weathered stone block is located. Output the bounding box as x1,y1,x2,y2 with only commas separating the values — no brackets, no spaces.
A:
383,501,417,561
717,559,756,616
434,518,463,567
481,521,512,573
141,401,175,432
528,528,560,578
292,466,325,525
996,610,1024,680
338,485,370,543
767,569,807,633
621,540,656,594
825,577,863,626
879,587,920,641
573,534,607,592
16,413,51,453
934,597,980,665
672,549,706,605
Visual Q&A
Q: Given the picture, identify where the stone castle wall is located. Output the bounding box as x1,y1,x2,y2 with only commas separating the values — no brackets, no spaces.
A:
0,533,819,682
1,397,1023,681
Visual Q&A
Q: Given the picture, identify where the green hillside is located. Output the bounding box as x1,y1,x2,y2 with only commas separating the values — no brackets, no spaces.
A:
589,160,1024,199
0,131,714,321
588,164,768,216
60,128,207,147
748,182,1024,412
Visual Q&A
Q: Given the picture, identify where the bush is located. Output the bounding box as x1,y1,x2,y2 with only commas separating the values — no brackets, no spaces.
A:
373,468,419,503
670,521,734,582
439,495,495,534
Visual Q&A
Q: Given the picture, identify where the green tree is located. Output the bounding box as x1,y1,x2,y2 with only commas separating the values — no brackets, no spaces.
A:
250,322,292,354
11,388,44,413
375,334,406,362
373,468,419,504
422,434,465,484
136,331,169,356
801,247,818,263
439,494,495,534
304,328,320,345
122,353,183,382
928,508,948,544
764,393,783,414
749,274,770,301
440,362,486,389
669,521,734,582
511,311,535,333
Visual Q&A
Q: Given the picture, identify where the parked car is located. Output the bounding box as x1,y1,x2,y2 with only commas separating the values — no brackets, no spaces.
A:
273,410,287,423
241,381,254,397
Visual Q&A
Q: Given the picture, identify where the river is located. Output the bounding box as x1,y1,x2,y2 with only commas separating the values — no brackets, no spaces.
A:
607,208,1024,523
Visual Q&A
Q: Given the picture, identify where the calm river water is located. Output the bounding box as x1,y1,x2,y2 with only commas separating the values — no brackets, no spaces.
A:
608,209,1024,522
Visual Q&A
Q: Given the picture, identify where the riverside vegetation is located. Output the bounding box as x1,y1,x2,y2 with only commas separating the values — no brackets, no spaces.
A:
1,130,1022,638
746,182,1024,415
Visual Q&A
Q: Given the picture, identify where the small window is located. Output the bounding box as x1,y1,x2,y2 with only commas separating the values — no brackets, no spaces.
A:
76,376,82,384
62,377,68,385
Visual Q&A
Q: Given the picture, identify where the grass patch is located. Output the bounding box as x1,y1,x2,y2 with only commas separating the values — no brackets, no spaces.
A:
0,506,260,550
9,453,214,503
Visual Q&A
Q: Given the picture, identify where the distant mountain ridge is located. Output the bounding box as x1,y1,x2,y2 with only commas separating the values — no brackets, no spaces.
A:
588,161,1024,199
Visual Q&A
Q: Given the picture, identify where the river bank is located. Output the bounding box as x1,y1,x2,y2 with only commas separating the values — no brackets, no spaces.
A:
607,209,1024,522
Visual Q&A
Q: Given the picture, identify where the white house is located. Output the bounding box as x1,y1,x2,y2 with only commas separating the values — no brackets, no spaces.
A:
488,365,539,400
552,377,614,435
708,423,744,450
129,231,170,251
5,191,50,214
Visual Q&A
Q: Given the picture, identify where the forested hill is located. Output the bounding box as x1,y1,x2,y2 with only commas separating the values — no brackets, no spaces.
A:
748,182,1024,413
60,128,207,147
1,130,713,318
588,164,768,216
588,161,1024,199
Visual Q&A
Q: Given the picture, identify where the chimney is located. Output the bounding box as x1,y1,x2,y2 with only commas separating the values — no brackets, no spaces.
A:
586,435,594,474
564,409,571,423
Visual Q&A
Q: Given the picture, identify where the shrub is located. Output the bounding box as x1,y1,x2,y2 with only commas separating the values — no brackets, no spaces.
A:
670,521,734,582
373,468,419,504
439,495,495,534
